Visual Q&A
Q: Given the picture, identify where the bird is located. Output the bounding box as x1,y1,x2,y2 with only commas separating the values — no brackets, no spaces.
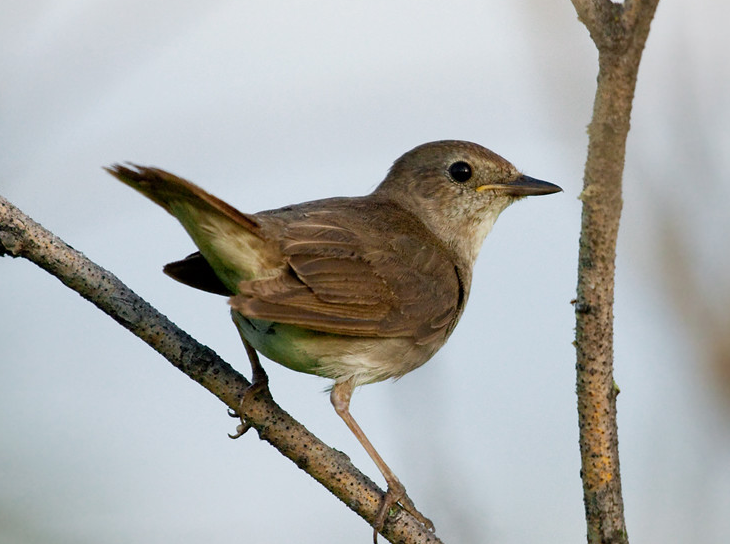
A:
106,140,561,539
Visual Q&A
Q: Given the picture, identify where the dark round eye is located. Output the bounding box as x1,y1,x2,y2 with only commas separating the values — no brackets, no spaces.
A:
448,161,472,183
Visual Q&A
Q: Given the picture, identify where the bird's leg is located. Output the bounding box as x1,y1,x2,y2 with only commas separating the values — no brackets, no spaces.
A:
229,334,270,439
330,379,434,541
242,337,270,391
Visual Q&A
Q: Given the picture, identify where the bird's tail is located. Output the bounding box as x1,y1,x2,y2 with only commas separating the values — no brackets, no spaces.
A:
105,164,274,295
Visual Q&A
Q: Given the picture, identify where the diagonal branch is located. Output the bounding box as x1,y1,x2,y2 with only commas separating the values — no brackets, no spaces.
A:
570,1,659,544
0,194,442,544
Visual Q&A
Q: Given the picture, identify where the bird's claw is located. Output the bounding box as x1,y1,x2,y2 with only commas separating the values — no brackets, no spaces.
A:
228,420,252,439
228,373,271,439
372,481,434,543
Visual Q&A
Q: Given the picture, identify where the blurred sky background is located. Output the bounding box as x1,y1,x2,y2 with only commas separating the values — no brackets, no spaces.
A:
1,1,729,543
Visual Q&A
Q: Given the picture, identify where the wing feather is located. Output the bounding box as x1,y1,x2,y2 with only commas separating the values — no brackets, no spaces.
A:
231,202,463,343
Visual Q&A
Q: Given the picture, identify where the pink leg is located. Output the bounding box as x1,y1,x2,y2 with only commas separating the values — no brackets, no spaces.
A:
330,379,434,542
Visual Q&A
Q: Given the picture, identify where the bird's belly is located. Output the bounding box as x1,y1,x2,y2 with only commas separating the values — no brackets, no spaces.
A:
231,311,436,387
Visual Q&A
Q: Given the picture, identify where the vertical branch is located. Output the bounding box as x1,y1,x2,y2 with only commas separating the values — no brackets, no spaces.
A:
570,1,659,543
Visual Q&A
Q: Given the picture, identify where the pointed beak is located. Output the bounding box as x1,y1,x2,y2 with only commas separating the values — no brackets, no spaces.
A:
476,175,562,196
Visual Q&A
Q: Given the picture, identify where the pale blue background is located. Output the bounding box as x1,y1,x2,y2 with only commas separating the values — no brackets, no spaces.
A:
2,1,729,543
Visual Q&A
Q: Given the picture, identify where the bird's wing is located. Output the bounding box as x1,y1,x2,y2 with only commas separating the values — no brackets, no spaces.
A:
230,206,463,344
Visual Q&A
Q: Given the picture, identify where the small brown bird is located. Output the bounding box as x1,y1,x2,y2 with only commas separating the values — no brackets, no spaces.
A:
106,140,560,538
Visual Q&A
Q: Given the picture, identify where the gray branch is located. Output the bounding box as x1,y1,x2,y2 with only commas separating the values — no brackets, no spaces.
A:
0,194,442,544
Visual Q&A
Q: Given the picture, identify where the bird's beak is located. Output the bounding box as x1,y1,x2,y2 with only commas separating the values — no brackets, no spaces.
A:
476,175,562,196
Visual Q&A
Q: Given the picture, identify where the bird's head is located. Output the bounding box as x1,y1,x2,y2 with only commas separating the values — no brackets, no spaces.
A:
375,140,561,265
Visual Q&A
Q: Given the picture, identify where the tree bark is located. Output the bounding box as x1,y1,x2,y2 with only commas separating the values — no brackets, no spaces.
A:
570,1,660,543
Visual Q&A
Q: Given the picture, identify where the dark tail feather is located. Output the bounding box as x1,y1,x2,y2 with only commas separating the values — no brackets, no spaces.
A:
163,252,234,296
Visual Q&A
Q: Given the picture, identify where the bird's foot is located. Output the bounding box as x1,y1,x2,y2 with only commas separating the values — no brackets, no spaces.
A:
372,480,434,543
228,366,270,439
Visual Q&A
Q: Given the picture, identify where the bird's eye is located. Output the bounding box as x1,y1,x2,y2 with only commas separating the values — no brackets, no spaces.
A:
448,161,472,183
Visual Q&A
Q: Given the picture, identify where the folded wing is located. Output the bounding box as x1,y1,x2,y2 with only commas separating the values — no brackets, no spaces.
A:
231,203,464,345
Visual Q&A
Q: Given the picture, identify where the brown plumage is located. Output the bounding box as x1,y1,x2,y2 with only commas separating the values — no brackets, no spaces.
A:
106,140,561,538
